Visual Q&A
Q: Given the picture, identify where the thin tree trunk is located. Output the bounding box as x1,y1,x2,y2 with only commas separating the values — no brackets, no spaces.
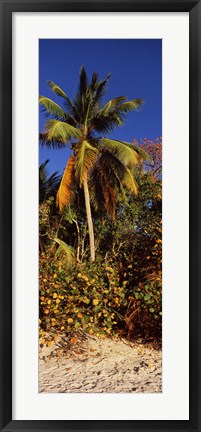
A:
73,218,81,262
83,175,95,262
39,236,44,253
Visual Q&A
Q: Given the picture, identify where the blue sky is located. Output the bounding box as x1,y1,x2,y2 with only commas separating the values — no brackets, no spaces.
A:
39,39,162,175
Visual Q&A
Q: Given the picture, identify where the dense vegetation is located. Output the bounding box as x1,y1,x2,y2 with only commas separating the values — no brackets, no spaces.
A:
39,68,162,345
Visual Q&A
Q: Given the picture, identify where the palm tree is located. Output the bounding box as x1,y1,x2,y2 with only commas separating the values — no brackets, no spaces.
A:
39,159,60,203
39,66,147,262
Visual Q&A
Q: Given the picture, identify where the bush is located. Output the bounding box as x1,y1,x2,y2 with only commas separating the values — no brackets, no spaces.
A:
126,274,162,339
39,252,162,343
39,253,127,341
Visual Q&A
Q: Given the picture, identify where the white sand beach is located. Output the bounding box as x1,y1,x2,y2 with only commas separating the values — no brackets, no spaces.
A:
39,331,162,393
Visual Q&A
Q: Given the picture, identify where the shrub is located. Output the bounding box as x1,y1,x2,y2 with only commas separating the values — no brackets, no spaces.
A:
39,253,127,341
131,275,162,338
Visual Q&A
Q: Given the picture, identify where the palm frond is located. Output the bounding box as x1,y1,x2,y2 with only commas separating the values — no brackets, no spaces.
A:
96,96,126,117
47,80,72,107
54,237,75,266
39,159,60,202
79,66,87,97
132,145,151,161
100,153,127,200
39,96,67,119
89,162,116,219
110,96,127,106
90,72,99,92
39,159,49,182
100,138,140,167
91,110,125,133
109,139,151,162
116,98,144,113
44,120,82,142
122,167,138,195
93,73,111,102
39,132,68,149
75,140,98,186
90,97,142,132
56,155,76,210
48,172,61,187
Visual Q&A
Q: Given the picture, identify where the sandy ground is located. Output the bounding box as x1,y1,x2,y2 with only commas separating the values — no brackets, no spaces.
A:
39,331,162,393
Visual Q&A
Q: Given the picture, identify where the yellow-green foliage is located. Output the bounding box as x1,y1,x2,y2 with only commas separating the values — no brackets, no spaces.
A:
39,247,162,342
39,253,127,339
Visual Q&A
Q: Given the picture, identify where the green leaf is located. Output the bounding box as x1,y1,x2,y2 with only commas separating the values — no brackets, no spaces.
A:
94,305,102,312
147,300,153,304
122,167,138,195
65,276,70,282
75,140,98,186
97,96,126,116
44,120,82,142
75,321,81,328
47,80,72,107
83,297,90,304
39,96,67,119
54,238,75,266
100,138,140,168
116,98,144,113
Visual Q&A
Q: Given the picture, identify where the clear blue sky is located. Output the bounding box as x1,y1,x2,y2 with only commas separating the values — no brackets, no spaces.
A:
39,39,162,175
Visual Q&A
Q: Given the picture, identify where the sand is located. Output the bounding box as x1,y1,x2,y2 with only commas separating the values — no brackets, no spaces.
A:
39,330,162,393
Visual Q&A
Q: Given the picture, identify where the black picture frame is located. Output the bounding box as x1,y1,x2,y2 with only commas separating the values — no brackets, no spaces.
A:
0,1,200,431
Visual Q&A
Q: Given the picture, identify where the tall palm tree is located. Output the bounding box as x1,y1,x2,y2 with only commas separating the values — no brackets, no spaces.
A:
39,66,147,262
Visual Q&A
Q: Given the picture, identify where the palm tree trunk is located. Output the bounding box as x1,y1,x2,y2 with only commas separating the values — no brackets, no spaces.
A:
83,175,95,262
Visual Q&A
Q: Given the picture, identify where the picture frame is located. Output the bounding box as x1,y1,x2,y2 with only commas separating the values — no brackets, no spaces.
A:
0,0,200,431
